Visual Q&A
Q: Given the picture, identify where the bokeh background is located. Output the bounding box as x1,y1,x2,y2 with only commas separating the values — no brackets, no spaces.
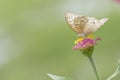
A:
0,0,120,80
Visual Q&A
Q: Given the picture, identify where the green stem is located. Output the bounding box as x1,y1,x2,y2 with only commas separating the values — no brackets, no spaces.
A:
88,56,100,80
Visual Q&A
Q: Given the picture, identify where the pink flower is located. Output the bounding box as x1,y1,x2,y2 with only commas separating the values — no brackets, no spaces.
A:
114,0,120,3
73,37,101,50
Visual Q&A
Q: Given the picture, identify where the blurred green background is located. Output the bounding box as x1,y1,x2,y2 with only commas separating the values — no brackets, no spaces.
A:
0,0,120,80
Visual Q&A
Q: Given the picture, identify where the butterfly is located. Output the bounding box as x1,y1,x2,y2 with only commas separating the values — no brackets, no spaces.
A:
65,12,109,37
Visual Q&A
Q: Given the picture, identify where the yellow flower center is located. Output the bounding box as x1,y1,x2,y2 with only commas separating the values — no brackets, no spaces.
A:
74,34,94,44
74,38,84,44
87,34,94,39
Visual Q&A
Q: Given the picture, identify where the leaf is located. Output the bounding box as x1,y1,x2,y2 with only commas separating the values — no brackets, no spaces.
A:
47,73,72,80
106,61,120,80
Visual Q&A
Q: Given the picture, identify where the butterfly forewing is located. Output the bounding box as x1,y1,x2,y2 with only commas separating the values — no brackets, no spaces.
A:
65,12,88,34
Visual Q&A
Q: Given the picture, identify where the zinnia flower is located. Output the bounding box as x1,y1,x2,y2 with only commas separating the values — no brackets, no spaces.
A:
114,0,120,3
73,34,101,50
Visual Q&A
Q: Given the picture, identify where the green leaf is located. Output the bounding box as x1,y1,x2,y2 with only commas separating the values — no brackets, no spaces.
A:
47,73,72,80
106,62,120,80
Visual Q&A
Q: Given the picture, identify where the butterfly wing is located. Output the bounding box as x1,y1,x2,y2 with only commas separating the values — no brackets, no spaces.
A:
84,17,109,33
99,18,109,27
65,12,109,37
65,12,88,34
83,17,102,34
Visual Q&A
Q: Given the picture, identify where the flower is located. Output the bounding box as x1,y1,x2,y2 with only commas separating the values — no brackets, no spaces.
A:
114,0,120,3
73,34,101,50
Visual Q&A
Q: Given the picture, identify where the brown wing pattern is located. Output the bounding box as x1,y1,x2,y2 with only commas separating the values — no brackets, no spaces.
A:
74,16,88,33
65,12,88,34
